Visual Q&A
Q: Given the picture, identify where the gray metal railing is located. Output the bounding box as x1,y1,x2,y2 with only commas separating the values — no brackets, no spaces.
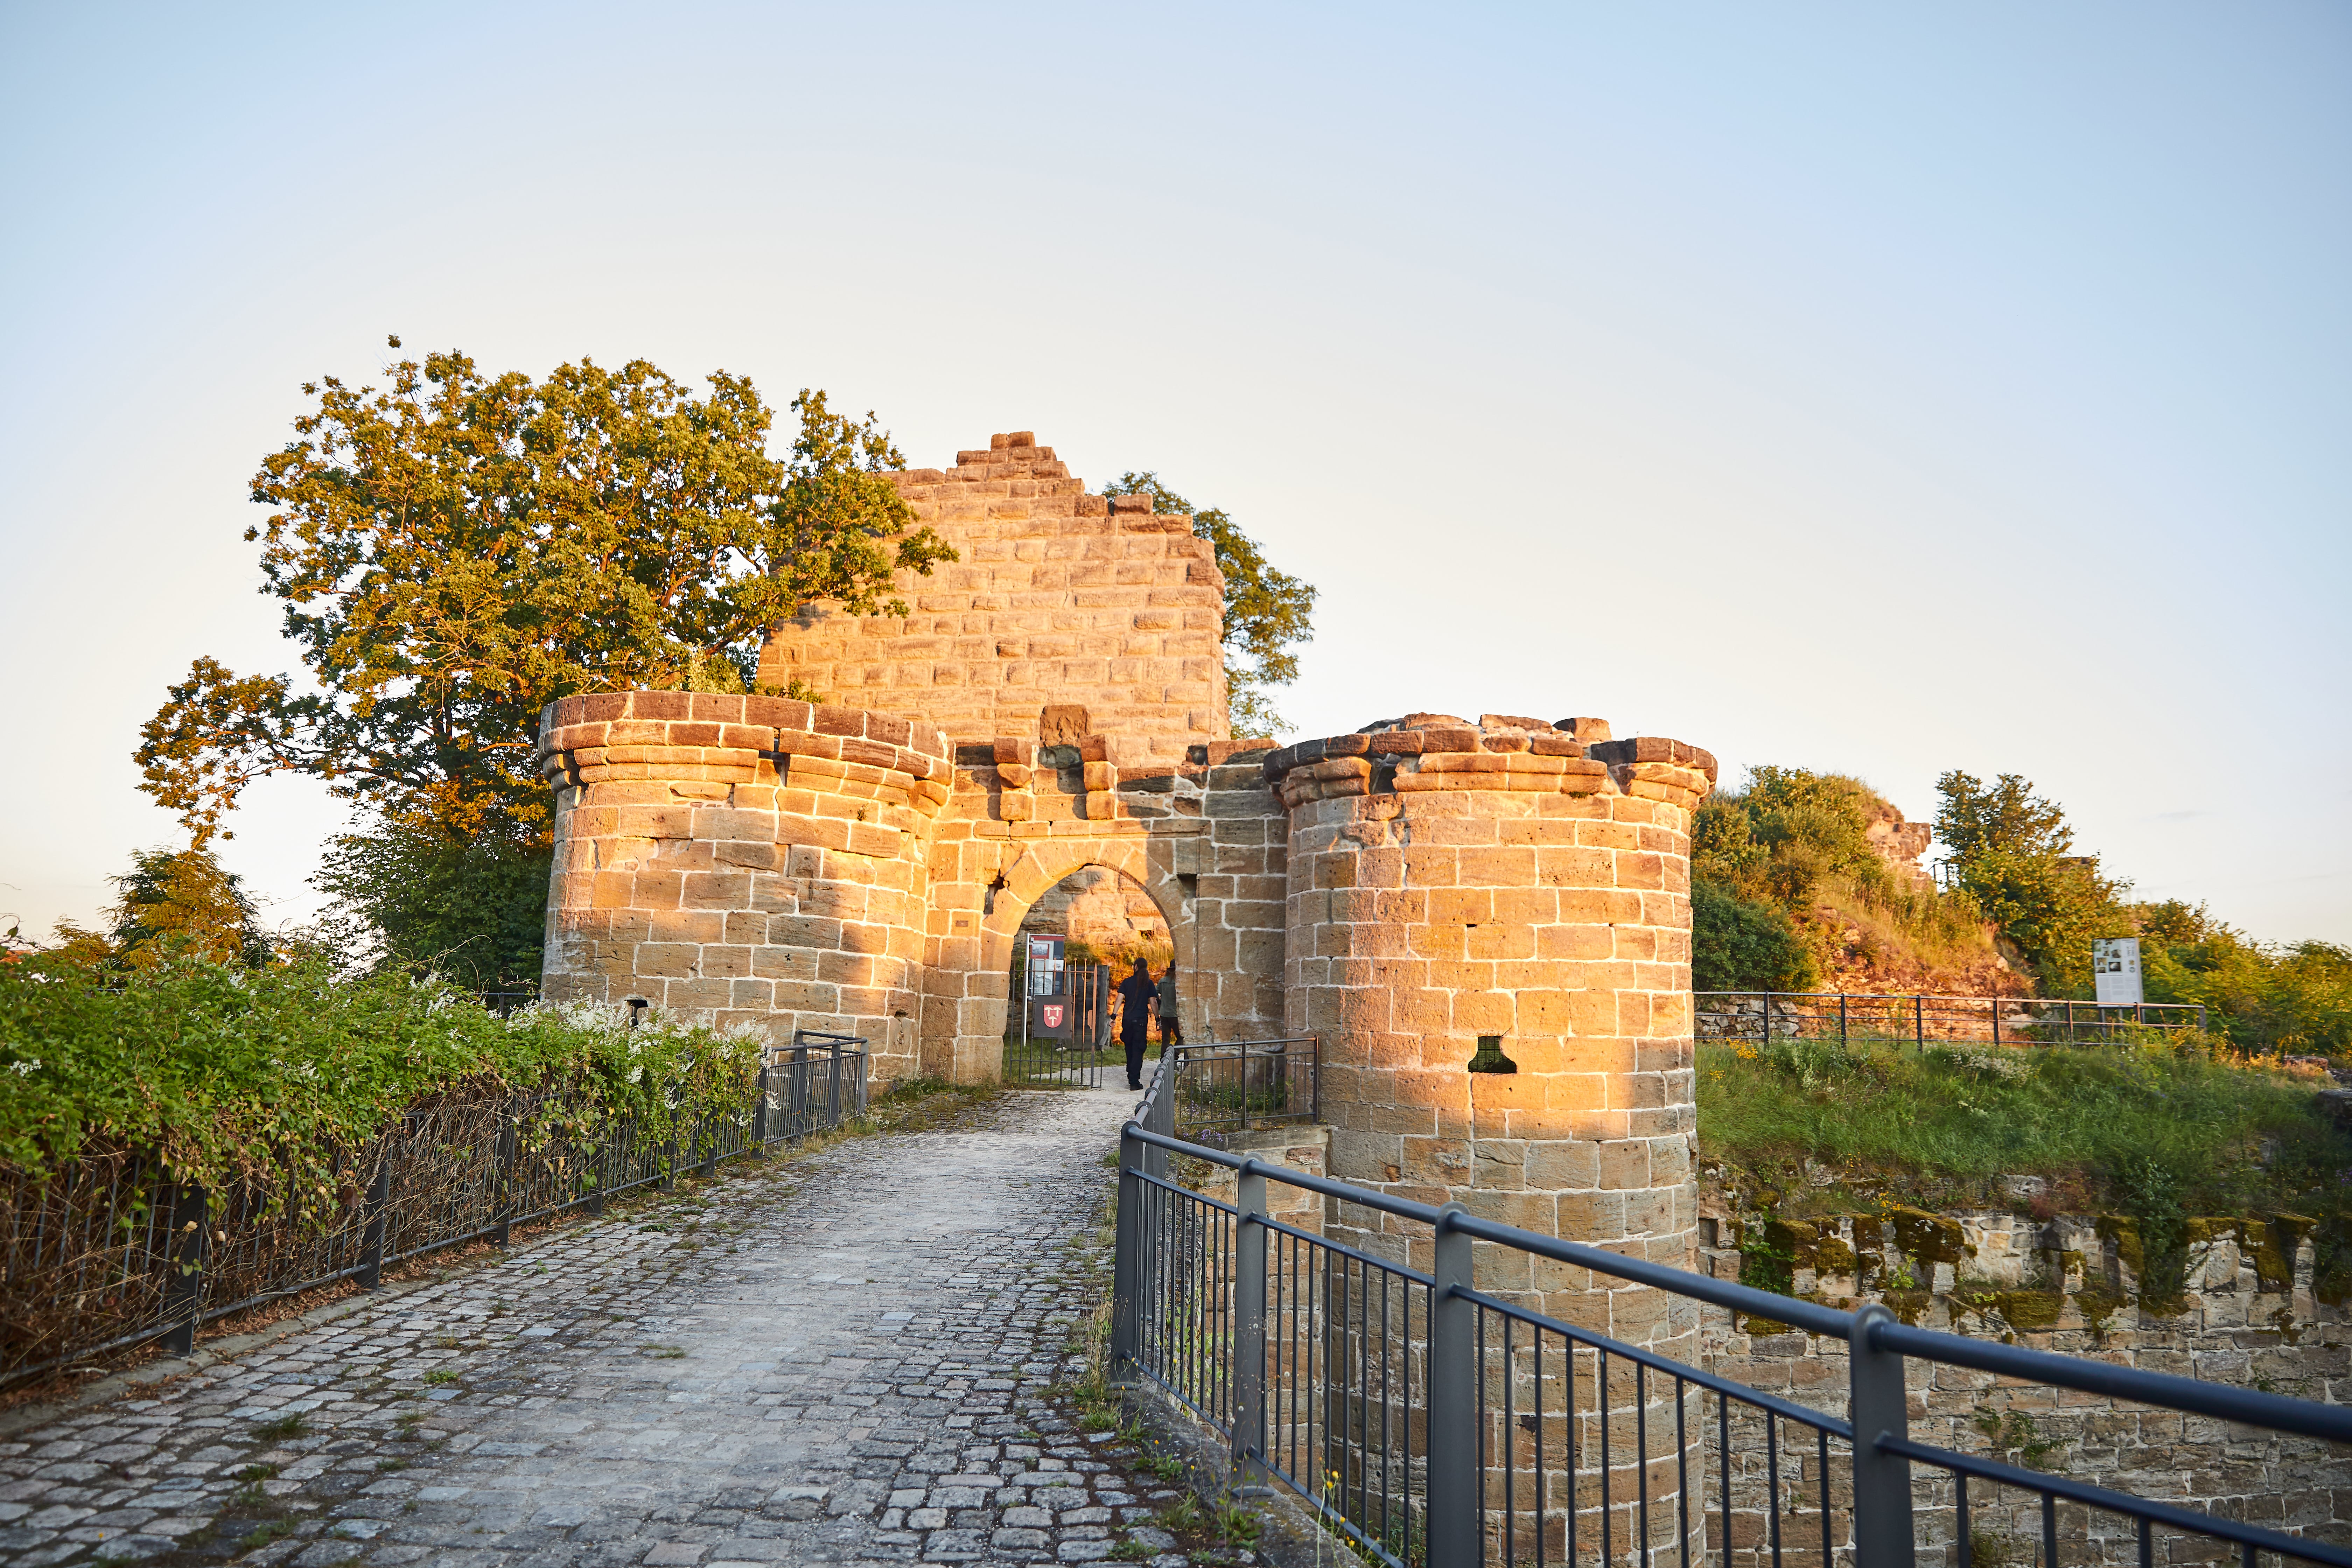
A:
1113,1071,2352,1567
0,1032,864,1391
1168,1036,1320,1140
1696,990,2208,1050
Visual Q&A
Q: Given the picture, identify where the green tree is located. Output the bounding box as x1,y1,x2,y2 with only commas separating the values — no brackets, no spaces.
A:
2136,907,2352,1056
1935,770,2128,992
1100,472,1317,736
1933,770,2073,862
50,846,272,970
313,822,552,994
136,346,952,846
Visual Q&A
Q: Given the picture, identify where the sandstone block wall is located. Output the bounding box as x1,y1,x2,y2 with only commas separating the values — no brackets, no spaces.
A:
1697,1210,2350,1564
537,691,952,1084
756,431,1229,767
1264,713,1717,1561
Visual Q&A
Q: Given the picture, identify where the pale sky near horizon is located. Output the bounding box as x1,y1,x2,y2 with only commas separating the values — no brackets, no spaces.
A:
2,4,2346,947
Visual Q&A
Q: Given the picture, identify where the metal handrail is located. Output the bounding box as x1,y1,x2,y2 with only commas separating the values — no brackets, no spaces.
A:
1166,1034,1321,1132
1878,1435,2352,1568
1696,988,2209,1048
1113,1115,2352,1568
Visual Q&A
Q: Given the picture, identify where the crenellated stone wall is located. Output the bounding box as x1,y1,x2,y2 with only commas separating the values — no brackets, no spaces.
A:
1264,712,1718,1562
537,691,953,1084
539,426,1735,1555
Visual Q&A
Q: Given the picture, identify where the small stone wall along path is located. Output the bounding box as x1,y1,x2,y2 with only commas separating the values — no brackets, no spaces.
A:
0,1085,1191,1568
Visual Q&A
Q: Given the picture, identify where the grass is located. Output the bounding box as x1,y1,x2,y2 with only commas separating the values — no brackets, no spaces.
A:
1698,1035,2350,1219
237,1519,297,1552
250,1412,310,1441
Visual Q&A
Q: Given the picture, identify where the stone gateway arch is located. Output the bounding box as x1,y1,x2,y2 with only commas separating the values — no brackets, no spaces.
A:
534,432,1718,1532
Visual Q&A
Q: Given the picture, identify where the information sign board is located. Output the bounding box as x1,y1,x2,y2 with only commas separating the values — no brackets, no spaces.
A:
2093,937,2143,1007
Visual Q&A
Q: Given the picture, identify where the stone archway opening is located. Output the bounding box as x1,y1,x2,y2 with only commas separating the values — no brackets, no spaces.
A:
1018,865,1173,974
1004,865,1177,1084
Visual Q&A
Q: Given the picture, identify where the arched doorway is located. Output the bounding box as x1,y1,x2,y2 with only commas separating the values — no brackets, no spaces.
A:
917,828,1199,1086
1006,866,1175,1085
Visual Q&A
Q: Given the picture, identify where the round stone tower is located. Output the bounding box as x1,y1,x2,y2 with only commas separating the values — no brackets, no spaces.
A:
1265,712,1716,1560
536,691,952,1084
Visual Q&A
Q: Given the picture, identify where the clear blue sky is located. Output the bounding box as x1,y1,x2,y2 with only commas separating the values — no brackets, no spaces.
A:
2,3,2346,945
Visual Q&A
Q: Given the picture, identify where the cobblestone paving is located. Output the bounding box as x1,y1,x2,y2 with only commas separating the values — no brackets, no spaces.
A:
0,1085,1208,1568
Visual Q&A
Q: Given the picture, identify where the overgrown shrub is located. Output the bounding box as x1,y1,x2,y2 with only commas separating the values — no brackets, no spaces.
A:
1692,881,1819,992
0,953,759,1206
1692,766,1990,989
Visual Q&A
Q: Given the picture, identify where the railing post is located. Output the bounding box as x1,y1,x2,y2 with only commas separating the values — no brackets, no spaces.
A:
828,1038,844,1128
1914,994,1925,1052
1232,1162,1270,1483
493,1105,518,1245
1848,1302,1916,1566
752,1060,771,1146
1839,992,1848,1049
1145,1060,1173,1185
1310,1033,1321,1124
162,1181,209,1357
1111,1121,1143,1379
357,1158,392,1289
1428,1203,1478,1568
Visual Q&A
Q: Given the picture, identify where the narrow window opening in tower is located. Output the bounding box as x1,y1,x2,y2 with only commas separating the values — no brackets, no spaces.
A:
1468,1035,1517,1074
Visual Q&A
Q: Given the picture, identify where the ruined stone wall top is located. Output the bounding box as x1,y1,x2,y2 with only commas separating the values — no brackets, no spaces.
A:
755,431,1229,768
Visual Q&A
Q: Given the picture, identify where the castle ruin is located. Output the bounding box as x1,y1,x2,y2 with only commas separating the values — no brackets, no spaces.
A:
536,429,1718,1553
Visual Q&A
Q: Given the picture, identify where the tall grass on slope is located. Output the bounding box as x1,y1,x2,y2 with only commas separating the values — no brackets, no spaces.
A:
1697,1035,2351,1223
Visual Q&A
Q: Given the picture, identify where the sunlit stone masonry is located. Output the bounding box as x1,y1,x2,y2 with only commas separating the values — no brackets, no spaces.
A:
534,430,1718,1554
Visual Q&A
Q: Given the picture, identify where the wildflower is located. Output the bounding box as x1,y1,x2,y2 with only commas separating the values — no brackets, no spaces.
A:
9,1058,39,1076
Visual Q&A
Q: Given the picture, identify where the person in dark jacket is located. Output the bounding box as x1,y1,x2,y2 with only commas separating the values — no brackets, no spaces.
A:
1156,966,1181,1051
1115,957,1157,1090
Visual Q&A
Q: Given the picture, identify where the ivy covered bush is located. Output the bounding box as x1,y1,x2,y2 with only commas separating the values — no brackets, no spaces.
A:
0,952,762,1202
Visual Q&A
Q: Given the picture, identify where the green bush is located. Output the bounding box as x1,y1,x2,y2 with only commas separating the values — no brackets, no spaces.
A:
1694,768,1995,986
2136,902,2352,1056
1692,880,1819,992
0,954,759,1210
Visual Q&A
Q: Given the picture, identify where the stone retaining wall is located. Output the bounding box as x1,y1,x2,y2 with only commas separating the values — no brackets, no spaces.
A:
1697,1209,2351,1564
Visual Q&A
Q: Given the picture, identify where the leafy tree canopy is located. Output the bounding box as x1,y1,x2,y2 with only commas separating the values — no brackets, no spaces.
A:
1099,472,1317,737
1933,769,2127,991
313,822,553,994
136,346,952,845
1934,770,2074,862
49,846,273,971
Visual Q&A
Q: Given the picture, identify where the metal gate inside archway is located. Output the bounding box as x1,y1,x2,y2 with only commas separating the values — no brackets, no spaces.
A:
1004,934,1111,1087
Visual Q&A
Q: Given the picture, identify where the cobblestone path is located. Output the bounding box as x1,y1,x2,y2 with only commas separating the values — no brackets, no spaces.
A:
0,1085,1204,1568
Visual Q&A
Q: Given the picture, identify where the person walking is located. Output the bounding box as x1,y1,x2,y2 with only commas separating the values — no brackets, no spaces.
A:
1156,964,1181,1051
1116,956,1157,1091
